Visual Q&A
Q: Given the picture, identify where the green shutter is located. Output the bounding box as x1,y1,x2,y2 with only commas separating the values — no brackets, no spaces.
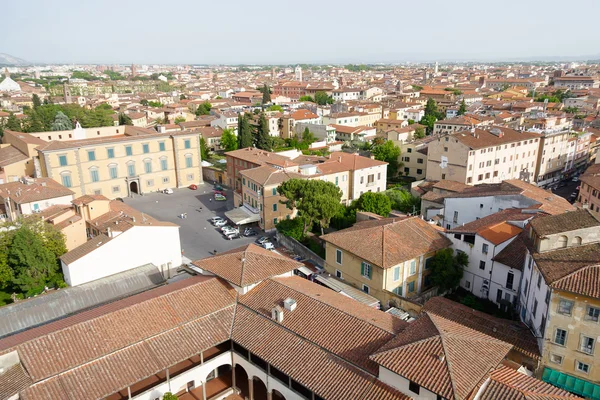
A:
360,262,365,276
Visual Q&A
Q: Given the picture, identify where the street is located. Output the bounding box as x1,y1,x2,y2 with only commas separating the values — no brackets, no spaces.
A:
123,184,265,261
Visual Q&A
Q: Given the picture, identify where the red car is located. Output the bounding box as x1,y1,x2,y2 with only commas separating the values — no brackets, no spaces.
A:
189,184,198,190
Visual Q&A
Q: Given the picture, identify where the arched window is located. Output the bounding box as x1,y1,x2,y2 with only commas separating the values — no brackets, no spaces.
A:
557,235,568,249
573,236,582,246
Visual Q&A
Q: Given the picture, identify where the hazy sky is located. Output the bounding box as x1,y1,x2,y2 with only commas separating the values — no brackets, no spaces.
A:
3,0,600,64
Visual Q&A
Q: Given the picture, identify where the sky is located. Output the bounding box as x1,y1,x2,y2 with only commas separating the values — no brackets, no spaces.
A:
2,0,600,65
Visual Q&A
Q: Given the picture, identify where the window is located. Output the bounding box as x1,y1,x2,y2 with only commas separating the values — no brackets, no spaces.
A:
580,335,595,355
361,262,372,279
558,299,573,315
159,142,166,151
554,328,567,346
479,260,486,270
576,361,590,374
409,381,420,395
272,203,277,212
408,281,415,292
362,284,370,294
409,260,416,275
143,144,149,154
109,165,118,179
144,160,152,173
125,145,133,156
160,158,168,171
184,139,191,149
61,173,72,188
335,270,342,279
336,249,342,264
107,148,115,159
87,150,96,161
533,300,538,317
506,272,514,290
127,163,136,177
90,168,99,182
586,306,600,322
59,155,68,166
393,266,400,281
482,243,489,254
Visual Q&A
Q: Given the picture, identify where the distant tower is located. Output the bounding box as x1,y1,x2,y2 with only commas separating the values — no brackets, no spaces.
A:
434,62,439,75
131,63,137,78
63,82,72,104
295,65,302,82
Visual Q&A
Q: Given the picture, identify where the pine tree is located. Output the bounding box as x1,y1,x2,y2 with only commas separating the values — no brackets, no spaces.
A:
255,113,271,150
51,111,73,131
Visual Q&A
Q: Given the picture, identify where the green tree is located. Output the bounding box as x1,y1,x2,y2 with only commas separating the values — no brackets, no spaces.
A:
237,114,253,148
267,104,283,112
353,192,391,216
458,99,467,115
428,248,467,292
314,91,334,105
413,126,425,139
174,116,186,124
118,113,133,126
195,102,212,116
371,140,401,178
221,128,238,151
32,94,42,109
51,111,73,131
255,113,271,150
385,189,421,214
200,137,210,160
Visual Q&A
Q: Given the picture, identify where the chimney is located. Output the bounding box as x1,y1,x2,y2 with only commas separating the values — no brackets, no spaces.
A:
271,306,284,323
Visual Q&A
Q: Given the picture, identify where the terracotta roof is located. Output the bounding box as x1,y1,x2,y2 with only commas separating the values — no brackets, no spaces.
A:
530,209,600,237
321,217,451,268
451,126,541,150
422,297,540,359
0,178,74,204
0,145,28,167
191,244,302,287
479,365,578,400
371,313,513,400
239,277,406,374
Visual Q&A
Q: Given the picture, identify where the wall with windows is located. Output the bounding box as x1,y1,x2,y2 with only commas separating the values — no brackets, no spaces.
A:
542,290,600,384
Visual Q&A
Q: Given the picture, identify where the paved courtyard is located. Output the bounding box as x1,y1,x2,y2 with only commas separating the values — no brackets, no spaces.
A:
123,184,266,262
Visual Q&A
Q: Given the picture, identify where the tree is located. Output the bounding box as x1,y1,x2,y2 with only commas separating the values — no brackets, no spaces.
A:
255,113,271,150
221,128,238,151
385,189,421,214
353,192,391,216
174,116,186,124
237,114,253,148
413,126,425,139
51,111,73,131
200,137,210,160
118,113,133,126
458,99,467,115
314,91,334,105
267,104,283,112
428,248,467,292
32,94,41,109
195,102,212,116
371,140,401,178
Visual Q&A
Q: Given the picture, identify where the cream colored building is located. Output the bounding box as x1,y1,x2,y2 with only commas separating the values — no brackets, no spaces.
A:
31,125,202,198
426,126,541,185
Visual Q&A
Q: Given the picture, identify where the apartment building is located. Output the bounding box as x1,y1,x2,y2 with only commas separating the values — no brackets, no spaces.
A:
31,125,202,199
321,217,451,305
518,210,600,397
426,126,541,185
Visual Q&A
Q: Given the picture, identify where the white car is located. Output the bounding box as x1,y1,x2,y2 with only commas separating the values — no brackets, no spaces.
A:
163,188,173,194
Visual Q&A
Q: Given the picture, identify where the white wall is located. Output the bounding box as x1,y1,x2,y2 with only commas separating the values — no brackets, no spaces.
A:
19,194,74,215
63,225,182,286
378,366,438,400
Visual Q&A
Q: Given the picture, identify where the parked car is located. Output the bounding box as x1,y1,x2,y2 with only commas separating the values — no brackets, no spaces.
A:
210,216,224,224
243,228,258,237
256,236,270,245
214,219,227,227
163,188,173,194
215,193,227,201
262,241,275,250
189,184,198,190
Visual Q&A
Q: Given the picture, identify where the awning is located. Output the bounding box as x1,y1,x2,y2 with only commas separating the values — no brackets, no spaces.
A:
224,206,260,226
542,367,600,400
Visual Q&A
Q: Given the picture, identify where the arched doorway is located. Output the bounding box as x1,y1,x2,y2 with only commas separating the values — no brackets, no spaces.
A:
253,376,267,400
272,389,286,400
130,181,139,195
234,364,249,398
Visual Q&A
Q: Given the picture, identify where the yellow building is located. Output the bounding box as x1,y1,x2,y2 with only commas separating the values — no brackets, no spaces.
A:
320,217,451,306
32,125,202,198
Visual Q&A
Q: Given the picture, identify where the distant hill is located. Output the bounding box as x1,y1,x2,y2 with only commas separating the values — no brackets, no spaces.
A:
0,53,28,65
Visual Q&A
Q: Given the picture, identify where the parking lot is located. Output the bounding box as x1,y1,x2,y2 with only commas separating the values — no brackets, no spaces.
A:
123,184,269,262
